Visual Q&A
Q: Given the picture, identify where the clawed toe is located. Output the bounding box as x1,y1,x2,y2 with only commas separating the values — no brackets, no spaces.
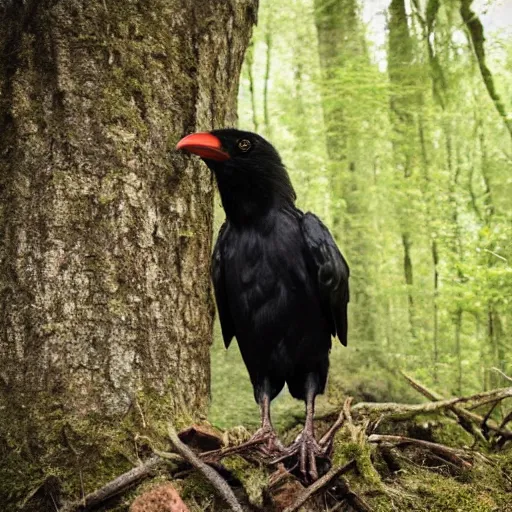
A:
248,427,284,456
271,431,328,482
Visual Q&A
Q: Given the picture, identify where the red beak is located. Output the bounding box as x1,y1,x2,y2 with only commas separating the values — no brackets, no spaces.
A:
176,132,230,162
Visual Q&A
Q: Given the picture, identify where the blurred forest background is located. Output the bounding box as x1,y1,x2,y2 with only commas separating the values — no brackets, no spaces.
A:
210,0,512,430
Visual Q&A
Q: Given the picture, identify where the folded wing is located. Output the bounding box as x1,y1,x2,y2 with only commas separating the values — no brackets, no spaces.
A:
301,213,350,346
211,222,235,348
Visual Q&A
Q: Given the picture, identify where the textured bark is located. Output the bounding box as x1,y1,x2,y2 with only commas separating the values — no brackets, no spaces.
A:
0,0,257,508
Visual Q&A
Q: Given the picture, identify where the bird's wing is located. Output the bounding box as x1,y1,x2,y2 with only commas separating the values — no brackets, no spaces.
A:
301,213,350,346
211,222,235,348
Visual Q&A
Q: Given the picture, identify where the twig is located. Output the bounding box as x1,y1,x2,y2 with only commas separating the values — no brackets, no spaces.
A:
319,406,345,449
368,435,472,469
282,460,357,512
492,367,512,384
338,476,374,512
343,397,358,442
467,395,511,410
481,401,499,438
60,456,164,512
167,425,244,512
499,410,512,431
201,437,266,462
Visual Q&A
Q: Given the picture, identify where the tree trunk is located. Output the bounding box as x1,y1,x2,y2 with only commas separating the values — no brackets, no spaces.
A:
0,0,257,509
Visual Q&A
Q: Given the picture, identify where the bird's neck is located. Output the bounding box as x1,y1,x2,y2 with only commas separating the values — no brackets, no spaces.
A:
214,173,290,227
212,162,296,226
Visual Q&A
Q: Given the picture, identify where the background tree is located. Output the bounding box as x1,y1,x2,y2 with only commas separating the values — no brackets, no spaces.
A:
0,0,257,509
314,0,379,357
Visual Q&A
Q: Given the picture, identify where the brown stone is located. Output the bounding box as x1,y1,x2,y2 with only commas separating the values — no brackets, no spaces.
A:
130,483,190,512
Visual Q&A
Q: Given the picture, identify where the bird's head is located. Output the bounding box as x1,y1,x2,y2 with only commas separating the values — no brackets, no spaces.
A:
176,128,296,224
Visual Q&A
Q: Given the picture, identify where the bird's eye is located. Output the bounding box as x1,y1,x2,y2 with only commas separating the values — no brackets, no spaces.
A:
237,139,252,152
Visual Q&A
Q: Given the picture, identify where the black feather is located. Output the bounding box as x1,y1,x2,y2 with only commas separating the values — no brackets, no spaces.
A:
211,222,235,348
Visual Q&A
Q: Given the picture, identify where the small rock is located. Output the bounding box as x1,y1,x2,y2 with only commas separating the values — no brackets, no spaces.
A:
130,483,190,512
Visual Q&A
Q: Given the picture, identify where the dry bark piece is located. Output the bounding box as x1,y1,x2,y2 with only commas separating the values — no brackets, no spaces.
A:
130,483,190,512
265,466,311,512
178,425,224,452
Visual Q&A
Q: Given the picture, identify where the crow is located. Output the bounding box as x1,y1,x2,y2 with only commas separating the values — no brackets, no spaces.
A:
176,129,349,480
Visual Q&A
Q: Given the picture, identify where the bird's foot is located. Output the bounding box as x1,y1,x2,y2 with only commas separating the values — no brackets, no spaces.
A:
248,425,284,456
272,429,328,482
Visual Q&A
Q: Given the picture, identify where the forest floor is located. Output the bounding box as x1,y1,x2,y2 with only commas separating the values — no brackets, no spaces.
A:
64,361,512,512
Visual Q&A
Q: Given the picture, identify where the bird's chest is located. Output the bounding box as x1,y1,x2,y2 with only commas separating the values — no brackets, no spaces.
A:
223,221,309,321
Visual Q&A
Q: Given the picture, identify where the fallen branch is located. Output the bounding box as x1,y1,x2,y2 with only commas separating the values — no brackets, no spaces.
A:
282,459,357,512
368,434,472,469
167,425,244,512
402,372,488,444
401,373,512,444
352,386,512,422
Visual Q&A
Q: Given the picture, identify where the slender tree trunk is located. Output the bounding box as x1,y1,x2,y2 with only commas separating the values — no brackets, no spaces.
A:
314,0,376,346
476,119,506,388
419,104,440,384
476,316,486,390
0,0,257,508
432,239,440,384
454,310,463,394
388,0,420,338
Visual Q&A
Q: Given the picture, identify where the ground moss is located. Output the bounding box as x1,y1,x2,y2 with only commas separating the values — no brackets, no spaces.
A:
332,433,382,489
359,448,512,512
223,455,267,507
176,473,217,505
430,419,475,448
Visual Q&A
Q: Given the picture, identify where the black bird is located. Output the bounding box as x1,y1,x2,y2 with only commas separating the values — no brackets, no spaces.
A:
176,129,349,480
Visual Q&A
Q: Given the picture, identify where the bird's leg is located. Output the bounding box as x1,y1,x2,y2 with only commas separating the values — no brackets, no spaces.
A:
248,392,283,455
272,376,324,481
297,381,322,481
